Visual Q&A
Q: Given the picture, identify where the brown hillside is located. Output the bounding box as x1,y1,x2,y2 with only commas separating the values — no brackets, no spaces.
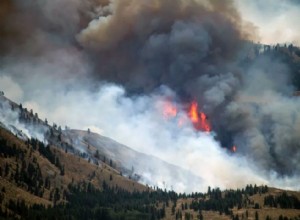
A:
161,188,300,220
0,127,148,212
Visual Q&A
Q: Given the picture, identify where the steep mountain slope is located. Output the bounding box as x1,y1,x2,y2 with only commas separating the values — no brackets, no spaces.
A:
1,108,300,219
0,126,148,216
0,93,203,191
62,129,203,190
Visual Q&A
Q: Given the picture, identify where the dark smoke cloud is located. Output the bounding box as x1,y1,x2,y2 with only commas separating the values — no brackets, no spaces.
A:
0,0,93,60
77,0,252,94
1,0,300,191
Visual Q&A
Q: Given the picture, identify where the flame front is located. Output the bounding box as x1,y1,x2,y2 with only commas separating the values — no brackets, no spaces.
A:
161,100,238,151
188,101,211,132
189,102,199,123
162,100,211,133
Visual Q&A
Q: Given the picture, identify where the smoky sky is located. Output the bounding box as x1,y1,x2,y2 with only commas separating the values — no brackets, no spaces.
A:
236,0,300,45
1,0,300,191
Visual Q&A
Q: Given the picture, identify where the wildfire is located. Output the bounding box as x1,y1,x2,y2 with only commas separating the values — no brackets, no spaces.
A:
162,100,211,133
161,99,238,152
188,101,211,132
189,101,199,123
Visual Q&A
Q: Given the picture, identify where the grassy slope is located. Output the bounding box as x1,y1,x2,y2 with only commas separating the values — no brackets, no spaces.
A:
162,188,300,220
1,126,300,219
0,127,148,211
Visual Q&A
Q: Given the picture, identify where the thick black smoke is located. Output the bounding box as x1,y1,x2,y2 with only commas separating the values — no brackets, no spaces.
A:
78,0,248,94
1,0,300,183
77,0,298,175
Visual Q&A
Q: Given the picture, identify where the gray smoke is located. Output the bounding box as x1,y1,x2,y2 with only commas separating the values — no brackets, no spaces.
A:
0,95,47,141
1,0,300,191
77,0,251,94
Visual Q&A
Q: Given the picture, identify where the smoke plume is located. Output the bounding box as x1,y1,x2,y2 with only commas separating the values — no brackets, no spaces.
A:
1,0,300,192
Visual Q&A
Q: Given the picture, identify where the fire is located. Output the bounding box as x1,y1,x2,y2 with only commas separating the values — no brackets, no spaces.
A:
161,99,237,152
162,100,211,133
162,101,178,119
189,101,199,123
188,101,211,132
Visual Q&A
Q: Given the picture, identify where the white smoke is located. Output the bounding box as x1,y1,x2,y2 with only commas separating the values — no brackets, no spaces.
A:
1,0,300,193
0,96,45,141
235,0,300,46
0,75,23,102
0,73,289,192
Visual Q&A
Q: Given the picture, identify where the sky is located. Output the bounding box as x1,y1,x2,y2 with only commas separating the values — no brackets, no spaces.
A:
235,0,300,46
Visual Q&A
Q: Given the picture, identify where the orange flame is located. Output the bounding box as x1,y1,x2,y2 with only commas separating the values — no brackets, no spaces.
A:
188,101,211,132
189,102,199,123
162,100,211,133
161,100,238,152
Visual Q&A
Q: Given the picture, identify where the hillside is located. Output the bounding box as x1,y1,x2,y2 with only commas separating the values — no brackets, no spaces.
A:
0,126,151,218
61,129,203,189
3,0,300,218
2,93,300,219
0,93,203,191
163,186,300,220
1,122,300,219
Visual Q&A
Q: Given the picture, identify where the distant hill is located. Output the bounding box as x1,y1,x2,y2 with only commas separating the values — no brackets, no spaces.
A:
165,186,300,220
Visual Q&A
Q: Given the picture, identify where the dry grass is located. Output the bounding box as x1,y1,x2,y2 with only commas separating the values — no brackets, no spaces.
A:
0,127,148,210
0,178,51,206
54,146,148,192
162,198,231,220
2,127,300,220
162,189,300,220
